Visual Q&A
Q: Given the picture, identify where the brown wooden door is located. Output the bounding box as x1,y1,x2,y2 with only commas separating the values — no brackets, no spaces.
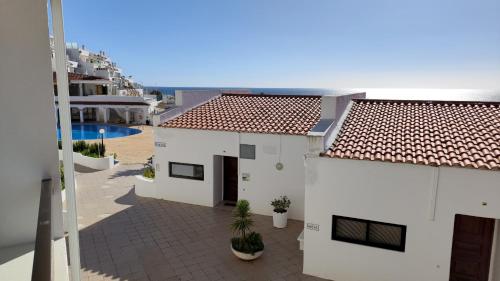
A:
450,214,495,281
223,157,238,202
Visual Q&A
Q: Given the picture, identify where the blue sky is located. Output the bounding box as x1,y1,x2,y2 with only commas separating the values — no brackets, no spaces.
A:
61,0,500,88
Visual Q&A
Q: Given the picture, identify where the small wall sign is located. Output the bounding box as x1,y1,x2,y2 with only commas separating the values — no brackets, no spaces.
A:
306,223,320,231
155,142,166,148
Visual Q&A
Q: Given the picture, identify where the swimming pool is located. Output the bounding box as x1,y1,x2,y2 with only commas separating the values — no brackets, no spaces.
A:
57,123,142,140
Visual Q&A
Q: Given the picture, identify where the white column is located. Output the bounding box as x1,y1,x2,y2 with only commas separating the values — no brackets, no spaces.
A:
143,108,148,124
50,1,81,281
103,108,108,123
107,84,111,95
79,108,84,123
125,109,130,124
78,83,83,96
97,106,104,122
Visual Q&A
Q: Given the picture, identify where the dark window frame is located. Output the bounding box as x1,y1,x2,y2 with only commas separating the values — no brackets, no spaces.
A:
331,215,406,252
169,162,204,181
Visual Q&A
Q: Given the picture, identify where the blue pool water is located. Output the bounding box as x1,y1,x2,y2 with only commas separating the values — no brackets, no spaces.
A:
57,123,142,140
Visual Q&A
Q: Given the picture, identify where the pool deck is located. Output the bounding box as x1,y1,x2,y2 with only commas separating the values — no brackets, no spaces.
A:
88,125,154,165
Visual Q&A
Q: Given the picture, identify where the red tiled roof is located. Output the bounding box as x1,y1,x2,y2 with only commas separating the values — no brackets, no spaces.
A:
324,99,500,170
160,94,321,135
53,72,107,83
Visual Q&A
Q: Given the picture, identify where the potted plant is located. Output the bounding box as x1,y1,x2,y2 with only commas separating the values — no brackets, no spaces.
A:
230,200,264,261
271,196,291,228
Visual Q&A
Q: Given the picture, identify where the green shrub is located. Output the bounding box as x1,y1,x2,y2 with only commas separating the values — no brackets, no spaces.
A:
270,195,291,213
143,167,155,179
230,200,264,254
60,164,65,190
85,143,105,157
231,232,264,255
66,141,105,158
72,140,87,152
58,140,106,158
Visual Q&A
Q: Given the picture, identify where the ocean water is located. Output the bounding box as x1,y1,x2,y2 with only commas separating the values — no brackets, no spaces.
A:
144,86,500,102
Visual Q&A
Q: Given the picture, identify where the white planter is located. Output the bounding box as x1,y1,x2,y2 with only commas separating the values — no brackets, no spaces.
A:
273,211,288,228
58,150,115,170
134,175,157,198
231,245,263,261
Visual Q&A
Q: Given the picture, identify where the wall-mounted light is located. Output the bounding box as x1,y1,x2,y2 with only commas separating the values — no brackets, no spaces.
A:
275,162,284,171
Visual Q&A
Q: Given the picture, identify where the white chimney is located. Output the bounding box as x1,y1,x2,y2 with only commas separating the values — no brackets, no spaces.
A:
321,96,337,120
175,90,183,106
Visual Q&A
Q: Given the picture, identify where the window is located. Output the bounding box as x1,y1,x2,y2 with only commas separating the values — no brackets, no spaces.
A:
240,144,256,159
332,215,406,252
169,162,204,181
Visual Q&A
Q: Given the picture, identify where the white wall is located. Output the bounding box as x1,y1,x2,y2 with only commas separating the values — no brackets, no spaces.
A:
58,150,114,170
303,157,500,281
239,133,307,220
154,128,308,219
0,0,61,247
134,175,156,198
154,128,239,207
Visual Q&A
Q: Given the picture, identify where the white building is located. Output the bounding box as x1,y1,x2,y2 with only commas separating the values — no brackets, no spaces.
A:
142,92,363,220
53,72,158,124
50,38,158,125
303,99,500,281
51,39,138,94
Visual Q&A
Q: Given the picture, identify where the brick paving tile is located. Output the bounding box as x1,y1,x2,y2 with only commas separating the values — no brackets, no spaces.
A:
74,164,327,281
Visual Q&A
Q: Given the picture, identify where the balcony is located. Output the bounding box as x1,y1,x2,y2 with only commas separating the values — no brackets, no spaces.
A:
0,180,69,281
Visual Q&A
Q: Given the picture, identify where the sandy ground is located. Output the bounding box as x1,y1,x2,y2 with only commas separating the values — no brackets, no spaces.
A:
88,125,153,165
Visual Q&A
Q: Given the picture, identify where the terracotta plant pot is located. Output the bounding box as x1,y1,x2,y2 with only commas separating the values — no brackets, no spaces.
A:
231,245,263,261
273,211,288,228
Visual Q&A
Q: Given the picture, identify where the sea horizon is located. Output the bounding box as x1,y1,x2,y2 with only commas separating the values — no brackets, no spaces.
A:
144,86,500,102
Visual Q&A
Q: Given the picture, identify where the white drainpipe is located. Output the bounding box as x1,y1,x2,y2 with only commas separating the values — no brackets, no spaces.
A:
50,0,81,280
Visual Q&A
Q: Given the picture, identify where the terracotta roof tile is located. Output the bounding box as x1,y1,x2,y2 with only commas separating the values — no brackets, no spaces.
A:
325,99,500,171
160,94,321,135
53,72,107,83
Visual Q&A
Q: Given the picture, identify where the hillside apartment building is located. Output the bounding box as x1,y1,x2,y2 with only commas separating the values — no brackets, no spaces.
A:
50,38,159,125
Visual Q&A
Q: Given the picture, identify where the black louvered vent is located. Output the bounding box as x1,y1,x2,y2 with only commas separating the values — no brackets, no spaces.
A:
336,218,367,241
332,215,406,252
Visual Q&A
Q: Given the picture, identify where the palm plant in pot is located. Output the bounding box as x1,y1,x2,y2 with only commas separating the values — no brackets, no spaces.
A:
230,200,264,261
271,196,291,228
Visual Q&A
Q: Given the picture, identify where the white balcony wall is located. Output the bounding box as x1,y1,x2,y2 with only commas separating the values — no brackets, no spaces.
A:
0,0,62,249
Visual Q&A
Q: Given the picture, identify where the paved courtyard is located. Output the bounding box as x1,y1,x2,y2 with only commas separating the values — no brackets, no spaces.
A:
75,164,326,281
